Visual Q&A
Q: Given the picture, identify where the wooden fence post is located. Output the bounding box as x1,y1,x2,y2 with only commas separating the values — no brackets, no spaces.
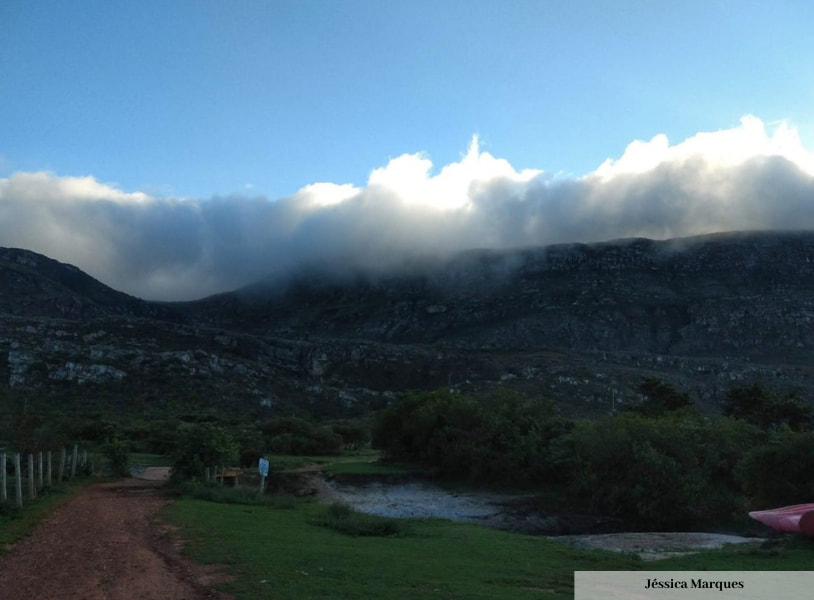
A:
47,451,52,487
70,444,78,479
58,447,66,482
14,453,22,508
37,452,43,490
1,452,6,502
27,454,35,500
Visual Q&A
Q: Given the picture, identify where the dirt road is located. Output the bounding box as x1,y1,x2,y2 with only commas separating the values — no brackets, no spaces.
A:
0,470,231,600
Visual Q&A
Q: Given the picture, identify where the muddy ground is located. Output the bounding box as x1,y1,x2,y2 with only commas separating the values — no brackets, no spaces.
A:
0,468,231,600
0,469,769,599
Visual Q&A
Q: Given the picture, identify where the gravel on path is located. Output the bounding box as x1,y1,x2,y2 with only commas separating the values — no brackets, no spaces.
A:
0,477,231,600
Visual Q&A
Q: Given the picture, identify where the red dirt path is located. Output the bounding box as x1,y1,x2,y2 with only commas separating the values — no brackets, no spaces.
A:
0,473,232,600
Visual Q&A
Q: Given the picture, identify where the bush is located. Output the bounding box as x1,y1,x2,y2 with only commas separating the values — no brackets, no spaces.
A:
330,420,371,450
261,416,343,455
310,502,406,537
240,448,264,468
737,431,814,508
0,502,21,519
11,414,69,452
373,389,573,486
723,384,812,431
568,413,760,529
626,378,695,417
171,423,239,482
177,481,297,508
103,438,131,478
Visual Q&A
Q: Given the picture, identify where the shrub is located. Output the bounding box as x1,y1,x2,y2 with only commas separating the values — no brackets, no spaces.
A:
723,384,812,431
373,389,573,486
737,431,814,508
310,502,406,537
625,378,695,417
177,481,298,508
261,416,343,455
568,413,760,529
171,423,239,482
0,502,21,519
103,437,131,478
240,448,264,468
330,420,371,450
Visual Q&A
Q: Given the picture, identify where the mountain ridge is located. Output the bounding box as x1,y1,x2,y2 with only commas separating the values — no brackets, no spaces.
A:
0,246,184,321
2,230,813,417
186,230,814,355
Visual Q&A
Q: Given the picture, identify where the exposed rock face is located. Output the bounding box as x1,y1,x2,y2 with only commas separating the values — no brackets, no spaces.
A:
2,231,814,417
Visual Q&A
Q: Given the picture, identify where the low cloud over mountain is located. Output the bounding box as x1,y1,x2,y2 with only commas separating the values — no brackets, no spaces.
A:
2,116,813,300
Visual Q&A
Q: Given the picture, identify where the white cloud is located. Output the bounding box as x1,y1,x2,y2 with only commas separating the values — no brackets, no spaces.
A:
0,171,151,204
365,136,541,211
2,116,814,300
294,182,361,208
592,115,814,180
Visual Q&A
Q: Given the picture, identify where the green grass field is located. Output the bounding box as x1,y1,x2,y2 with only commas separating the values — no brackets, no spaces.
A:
161,498,814,600
655,536,814,570
162,498,635,599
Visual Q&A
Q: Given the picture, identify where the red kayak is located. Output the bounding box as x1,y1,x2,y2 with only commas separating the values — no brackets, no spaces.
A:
749,503,814,535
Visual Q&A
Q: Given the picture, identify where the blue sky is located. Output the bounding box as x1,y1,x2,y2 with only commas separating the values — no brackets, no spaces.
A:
4,0,812,198
2,1,814,299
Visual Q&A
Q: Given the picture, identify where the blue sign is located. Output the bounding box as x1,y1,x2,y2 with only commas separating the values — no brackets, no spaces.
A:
258,457,269,477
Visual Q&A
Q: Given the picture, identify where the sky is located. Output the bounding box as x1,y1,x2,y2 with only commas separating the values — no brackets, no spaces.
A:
2,1,814,300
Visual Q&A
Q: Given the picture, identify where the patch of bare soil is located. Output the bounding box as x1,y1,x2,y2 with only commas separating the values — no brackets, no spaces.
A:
0,475,232,600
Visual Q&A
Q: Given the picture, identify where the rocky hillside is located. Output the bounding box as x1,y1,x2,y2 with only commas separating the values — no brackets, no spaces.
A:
190,231,814,356
0,248,182,321
3,231,814,417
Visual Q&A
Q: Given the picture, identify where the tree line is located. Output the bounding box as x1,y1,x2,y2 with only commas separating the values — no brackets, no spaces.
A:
372,381,814,529
4,378,813,530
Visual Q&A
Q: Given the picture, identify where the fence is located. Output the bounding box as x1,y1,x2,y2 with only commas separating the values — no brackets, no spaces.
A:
0,444,90,508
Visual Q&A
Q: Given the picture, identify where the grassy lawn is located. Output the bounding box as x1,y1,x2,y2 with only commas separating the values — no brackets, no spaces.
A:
162,498,638,600
162,496,814,599
654,537,814,570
